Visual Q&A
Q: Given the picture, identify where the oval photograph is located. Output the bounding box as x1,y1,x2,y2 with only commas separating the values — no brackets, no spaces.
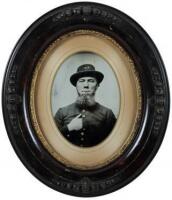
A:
51,52,120,147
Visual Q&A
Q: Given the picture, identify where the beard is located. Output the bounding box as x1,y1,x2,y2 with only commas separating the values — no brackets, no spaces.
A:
76,94,96,108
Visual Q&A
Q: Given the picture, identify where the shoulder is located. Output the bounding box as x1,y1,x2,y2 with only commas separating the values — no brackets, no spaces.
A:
54,103,76,117
97,103,112,113
96,103,116,119
59,103,76,111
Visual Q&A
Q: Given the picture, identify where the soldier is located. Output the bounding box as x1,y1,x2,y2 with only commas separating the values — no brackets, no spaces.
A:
54,64,116,147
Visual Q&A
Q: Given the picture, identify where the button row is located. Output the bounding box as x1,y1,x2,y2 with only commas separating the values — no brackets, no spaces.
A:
67,135,84,141
67,132,85,137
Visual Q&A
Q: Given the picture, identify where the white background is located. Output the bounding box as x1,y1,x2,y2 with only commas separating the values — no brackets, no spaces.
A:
0,0,171,199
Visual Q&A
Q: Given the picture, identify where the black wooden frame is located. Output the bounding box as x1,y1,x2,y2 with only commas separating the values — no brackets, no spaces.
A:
2,2,170,197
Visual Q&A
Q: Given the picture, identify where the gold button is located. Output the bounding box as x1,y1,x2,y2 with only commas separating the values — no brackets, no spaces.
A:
81,132,84,136
82,109,86,112
81,138,84,141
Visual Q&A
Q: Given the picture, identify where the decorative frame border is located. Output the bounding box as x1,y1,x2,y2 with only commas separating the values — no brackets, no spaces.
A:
30,29,142,169
2,2,170,197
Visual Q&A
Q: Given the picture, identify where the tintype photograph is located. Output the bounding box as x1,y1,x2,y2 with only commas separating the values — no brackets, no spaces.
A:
2,2,170,197
51,52,120,147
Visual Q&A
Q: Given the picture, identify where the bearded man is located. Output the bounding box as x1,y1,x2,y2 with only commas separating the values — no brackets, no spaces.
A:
54,64,116,147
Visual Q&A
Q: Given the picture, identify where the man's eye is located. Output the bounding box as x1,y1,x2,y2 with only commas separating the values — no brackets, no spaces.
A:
88,79,95,82
79,79,84,82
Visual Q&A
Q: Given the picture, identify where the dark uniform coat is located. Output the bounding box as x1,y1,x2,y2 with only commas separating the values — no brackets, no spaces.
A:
54,102,116,147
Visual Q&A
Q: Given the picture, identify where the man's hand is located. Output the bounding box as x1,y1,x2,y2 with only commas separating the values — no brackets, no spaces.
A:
67,114,83,131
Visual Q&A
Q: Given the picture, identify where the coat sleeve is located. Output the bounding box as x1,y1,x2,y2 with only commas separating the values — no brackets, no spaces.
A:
54,108,69,135
105,109,117,133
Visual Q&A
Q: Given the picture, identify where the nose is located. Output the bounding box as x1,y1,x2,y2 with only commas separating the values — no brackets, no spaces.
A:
83,81,89,88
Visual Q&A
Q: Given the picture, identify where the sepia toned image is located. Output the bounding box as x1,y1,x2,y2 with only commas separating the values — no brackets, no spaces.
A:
51,52,120,147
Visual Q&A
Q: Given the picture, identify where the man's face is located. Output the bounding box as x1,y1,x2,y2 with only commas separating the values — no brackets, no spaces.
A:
76,76,98,96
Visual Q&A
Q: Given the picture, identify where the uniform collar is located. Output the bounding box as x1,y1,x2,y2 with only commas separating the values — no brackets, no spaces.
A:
75,101,98,111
